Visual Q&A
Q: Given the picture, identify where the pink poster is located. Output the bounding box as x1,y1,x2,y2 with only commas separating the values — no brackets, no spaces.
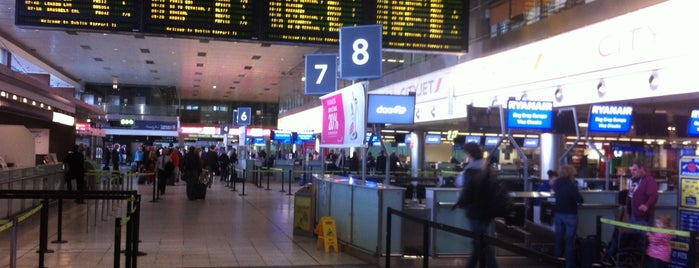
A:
320,83,366,148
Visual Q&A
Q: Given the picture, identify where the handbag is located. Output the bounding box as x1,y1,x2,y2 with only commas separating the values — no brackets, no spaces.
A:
198,169,210,184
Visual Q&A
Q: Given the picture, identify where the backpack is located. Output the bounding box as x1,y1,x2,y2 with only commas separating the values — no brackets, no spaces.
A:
486,171,513,218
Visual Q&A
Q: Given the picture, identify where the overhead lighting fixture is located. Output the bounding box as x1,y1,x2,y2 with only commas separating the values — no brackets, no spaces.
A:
554,87,563,102
597,80,606,97
649,71,659,90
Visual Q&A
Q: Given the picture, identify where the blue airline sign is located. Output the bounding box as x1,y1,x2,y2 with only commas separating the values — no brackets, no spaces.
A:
506,100,553,130
425,134,441,144
367,94,415,124
588,105,633,133
688,109,699,136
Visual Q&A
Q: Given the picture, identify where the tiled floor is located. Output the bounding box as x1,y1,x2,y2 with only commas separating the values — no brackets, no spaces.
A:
0,176,372,268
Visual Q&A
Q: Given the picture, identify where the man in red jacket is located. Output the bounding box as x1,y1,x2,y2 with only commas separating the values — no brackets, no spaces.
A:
627,158,659,228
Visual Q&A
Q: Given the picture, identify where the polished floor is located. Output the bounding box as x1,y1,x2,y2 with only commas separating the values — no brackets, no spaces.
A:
1,173,562,268
0,175,373,268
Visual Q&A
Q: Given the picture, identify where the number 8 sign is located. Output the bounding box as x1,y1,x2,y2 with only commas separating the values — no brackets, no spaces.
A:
339,24,383,80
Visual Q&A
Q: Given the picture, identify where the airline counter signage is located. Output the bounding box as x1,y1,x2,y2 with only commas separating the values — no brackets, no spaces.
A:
339,25,382,80
305,54,337,95
425,134,441,144
367,94,415,124
588,105,633,133
506,100,553,130
688,109,699,136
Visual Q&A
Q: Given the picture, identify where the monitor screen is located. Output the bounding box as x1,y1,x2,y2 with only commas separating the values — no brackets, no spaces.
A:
367,94,415,124
295,132,315,144
272,130,293,144
485,136,500,147
506,100,553,130
588,105,633,133
425,134,441,144
466,135,481,144
634,113,669,137
253,137,265,145
523,138,539,147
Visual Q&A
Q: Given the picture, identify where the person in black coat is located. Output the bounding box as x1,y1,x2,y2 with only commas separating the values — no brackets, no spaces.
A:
63,144,86,204
183,146,203,200
376,150,386,174
218,149,230,182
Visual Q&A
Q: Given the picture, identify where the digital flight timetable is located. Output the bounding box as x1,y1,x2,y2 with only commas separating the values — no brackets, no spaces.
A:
15,0,469,53
16,0,139,32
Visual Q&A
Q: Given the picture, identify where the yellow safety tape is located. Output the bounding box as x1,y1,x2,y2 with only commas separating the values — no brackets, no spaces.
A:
120,216,131,225
600,218,690,237
18,204,43,223
0,220,13,232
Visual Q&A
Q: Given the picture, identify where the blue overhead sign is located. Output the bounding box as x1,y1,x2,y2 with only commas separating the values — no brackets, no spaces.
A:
339,25,383,80
506,100,553,130
688,109,699,136
367,94,415,124
425,134,441,144
304,54,337,95
588,105,633,133
236,107,252,126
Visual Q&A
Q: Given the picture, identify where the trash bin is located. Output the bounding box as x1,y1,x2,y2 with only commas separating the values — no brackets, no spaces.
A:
293,186,315,237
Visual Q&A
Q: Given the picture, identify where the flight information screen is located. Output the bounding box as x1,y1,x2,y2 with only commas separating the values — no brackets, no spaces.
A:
15,0,469,53
143,0,257,38
373,0,468,52
264,0,363,44
16,0,139,32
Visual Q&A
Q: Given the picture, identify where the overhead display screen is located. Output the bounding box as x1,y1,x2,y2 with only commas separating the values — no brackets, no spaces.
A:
16,0,139,32
506,100,554,130
588,105,633,133
367,94,416,125
373,0,468,51
265,0,363,44
15,0,468,53
143,0,256,38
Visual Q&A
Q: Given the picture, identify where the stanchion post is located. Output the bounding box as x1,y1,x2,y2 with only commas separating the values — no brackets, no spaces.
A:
10,217,18,268
385,208,392,268
151,172,159,203
265,168,271,190
132,194,145,268
51,198,68,244
280,169,286,193
114,217,122,268
257,166,263,188
231,168,237,192
287,170,293,196
124,199,134,268
239,169,247,196
37,199,50,268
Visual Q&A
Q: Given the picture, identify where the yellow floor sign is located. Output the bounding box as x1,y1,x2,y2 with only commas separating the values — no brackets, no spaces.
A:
315,216,339,253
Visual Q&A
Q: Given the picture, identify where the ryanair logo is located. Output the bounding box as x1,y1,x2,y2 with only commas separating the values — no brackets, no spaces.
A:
591,105,633,115
508,100,553,111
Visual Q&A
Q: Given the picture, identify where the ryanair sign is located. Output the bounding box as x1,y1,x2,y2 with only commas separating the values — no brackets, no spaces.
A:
506,100,553,130
588,105,633,133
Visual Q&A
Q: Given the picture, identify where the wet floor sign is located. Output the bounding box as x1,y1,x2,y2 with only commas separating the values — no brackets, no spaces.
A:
315,216,339,253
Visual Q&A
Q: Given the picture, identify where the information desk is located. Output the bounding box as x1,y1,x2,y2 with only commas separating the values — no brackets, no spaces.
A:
312,174,404,256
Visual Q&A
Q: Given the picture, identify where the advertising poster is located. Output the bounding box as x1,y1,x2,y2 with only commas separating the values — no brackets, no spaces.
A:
320,83,366,148
674,156,699,267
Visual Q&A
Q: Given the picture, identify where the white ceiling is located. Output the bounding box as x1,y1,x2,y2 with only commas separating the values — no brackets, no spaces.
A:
0,2,406,104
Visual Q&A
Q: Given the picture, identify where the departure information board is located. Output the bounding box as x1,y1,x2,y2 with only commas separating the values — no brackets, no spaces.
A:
265,0,363,44
374,0,468,51
143,0,256,38
16,0,139,32
15,0,469,53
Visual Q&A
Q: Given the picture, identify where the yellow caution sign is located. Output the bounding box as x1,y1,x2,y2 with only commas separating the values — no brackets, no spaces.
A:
315,216,339,253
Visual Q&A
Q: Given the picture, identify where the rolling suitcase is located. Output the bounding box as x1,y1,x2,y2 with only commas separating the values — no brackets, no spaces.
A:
193,183,207,200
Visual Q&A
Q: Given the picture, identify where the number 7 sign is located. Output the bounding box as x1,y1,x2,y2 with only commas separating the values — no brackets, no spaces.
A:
304,54,337,95
339,24,383,80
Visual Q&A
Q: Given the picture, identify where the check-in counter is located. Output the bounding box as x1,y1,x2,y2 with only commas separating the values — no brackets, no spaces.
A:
0,164,64,219
313,174,405,256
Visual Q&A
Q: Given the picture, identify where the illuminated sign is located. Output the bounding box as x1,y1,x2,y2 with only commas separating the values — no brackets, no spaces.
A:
688,109,699,136
485,136,500,147
506,100,553,130
425,134,441,144
120,118,135,126
367,94,416,124
16,0,139,31
588,105,633,133
75,122,90,131
523,138,539,148
466,136,481,144
272,130,292,144
15,0,468,53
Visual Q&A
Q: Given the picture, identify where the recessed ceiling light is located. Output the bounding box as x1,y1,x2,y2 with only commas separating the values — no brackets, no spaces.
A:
80,45,91,50
197,52,207,57
196,63,204,67
145,60,154,64
194,72,203,75
93,58,103,62
244,66,252,70
252,55,261,60
140,48,150,53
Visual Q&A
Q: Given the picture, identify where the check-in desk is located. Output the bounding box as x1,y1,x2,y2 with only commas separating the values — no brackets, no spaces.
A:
424,188,472,256
0,164,63,218
312,174,405,256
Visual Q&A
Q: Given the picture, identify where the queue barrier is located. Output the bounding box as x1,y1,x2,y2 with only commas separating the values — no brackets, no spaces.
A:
0,190,142,268
385,207,563,268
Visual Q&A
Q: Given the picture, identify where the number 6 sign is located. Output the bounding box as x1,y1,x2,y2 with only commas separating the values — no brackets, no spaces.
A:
304,54,337,95
339,24,383,80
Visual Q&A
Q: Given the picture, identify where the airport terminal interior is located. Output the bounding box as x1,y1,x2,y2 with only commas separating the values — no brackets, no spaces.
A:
2,0,699,267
